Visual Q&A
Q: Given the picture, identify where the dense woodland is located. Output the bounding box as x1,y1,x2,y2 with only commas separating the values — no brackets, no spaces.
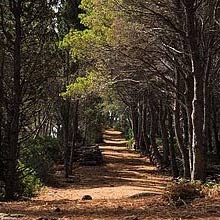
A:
0,0,220,201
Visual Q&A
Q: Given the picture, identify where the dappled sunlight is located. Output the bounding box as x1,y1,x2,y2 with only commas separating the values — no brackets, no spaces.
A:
32,129,170,202
1,129,219,220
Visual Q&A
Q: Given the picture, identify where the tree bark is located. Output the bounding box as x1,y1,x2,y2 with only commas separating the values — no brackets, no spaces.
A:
5,0,22,200
131,106,139,150
69,100,79,175
174,70,190,178
185,1,206,180
149,102,163,167
168,110,179,178
159,103,170,167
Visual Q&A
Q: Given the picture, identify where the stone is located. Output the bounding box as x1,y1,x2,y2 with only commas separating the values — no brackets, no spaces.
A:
54,207,61,212
124,216,139,220
82,195,92,200
9,214,25,218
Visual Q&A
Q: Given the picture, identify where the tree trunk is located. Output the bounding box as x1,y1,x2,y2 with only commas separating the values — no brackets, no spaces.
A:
149,102,163,167
185,76,194,174
0,52,4,157
174,100,190,178
191,75,206,180
5,1,22,200
174,70,190,178
185,1,206,180
63,99,71,178
159,103,170,167
131,106,139,150
141,104,150,154
212,96,220,157
168,110,179,178
69,100,79,175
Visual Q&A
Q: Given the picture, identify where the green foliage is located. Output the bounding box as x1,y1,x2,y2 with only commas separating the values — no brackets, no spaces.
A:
61,71,102,98
80,95,105,144
20,136,61,183
18,162,42,197
124,128,134,149
60,0,119,60
156,138,163,146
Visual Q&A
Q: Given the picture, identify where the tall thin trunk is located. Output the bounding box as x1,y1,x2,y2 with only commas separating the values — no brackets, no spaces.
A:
168,110,179,178
141,103,150,154
131,106,139,150
159,103,170,166
174,70,190,178
63,99,71,178
0,48,5,181
191,75,206,180
149,102,163,167
185,76,194,174
5,0,22,200
69,101,79,175
212,96,220,157
185,1,206,180
0,52,4,153
174,98,190,178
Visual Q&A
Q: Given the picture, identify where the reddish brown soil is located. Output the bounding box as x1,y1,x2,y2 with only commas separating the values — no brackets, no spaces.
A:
0,129,220,220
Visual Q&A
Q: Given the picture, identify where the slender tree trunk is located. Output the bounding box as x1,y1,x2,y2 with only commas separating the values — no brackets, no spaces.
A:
168,110,179,178
141,103,150,154
174,70,190,178
191,75,206,180
0,48,5,181
63,99,71,178
212,96,220,157
69,101,79,175
149,102,163,167
159,103,170,166
174,99,190,178
185,76,194,174
0,52,4,153
131,106,139,150
5,0,22,200
138,102,143,152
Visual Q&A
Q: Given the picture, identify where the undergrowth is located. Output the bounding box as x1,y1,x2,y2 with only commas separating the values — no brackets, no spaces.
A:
164,181,204,206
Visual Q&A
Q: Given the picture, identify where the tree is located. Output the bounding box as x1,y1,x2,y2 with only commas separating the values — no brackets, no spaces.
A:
0,0,59,200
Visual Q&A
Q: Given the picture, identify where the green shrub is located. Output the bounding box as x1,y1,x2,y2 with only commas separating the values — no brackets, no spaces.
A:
18,161,42,197
20,136,61,183
126,138,134,149
156,137,163,146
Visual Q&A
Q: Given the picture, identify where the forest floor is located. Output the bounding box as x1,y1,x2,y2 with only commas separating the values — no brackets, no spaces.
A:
0,129,220,220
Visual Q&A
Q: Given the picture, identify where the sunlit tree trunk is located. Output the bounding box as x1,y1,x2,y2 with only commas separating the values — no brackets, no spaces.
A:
185,1,206,180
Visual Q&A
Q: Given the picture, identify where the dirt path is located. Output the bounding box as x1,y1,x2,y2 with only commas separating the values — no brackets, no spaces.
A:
1,129,220,220
36,129,170,201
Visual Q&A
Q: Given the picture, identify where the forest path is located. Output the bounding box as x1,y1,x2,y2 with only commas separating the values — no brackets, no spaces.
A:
1,129,220,220
37,129,170,201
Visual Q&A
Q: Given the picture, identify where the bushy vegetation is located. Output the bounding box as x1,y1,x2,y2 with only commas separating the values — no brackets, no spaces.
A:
18,162,42,197
20,136,61,184
164,181,204,206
